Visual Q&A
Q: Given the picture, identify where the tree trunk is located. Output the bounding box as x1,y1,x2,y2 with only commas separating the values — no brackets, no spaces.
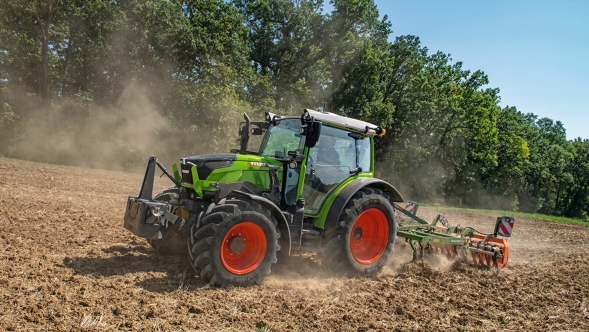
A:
31,0,57,123
60,35,72,98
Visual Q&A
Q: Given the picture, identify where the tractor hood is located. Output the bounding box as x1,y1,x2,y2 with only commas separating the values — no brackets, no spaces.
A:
181,153,237,181
179,153,283,195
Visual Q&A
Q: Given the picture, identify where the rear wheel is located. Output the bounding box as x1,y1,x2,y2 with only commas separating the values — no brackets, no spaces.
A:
188,199,280,287
321,188,397,276
146,188,188,256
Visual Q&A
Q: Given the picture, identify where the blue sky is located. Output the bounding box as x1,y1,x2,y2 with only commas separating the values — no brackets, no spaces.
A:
372,0,588,140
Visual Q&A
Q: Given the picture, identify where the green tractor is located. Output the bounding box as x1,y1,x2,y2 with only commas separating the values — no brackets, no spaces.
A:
124,109,404,287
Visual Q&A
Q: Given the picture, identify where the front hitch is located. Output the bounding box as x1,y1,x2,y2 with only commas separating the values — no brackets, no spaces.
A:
123,156,185,240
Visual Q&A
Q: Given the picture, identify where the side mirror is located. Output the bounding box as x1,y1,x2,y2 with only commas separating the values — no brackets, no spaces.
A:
302,121,322,148
251,127,264,135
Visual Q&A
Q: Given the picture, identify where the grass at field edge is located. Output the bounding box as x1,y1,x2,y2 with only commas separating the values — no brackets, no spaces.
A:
420,204,589,227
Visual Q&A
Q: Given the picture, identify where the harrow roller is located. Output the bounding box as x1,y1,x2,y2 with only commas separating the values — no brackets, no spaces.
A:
468,234,509,271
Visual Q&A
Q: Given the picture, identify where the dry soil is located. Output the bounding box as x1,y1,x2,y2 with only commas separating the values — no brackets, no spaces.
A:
1,158,588,331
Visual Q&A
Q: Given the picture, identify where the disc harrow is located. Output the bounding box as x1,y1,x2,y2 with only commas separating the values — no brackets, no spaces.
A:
394,202,515,272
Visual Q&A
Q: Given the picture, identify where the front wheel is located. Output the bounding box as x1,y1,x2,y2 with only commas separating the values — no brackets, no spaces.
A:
188,199,280,287
321,188,397,276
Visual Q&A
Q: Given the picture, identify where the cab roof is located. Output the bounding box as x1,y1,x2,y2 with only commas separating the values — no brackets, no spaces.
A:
304,109,382,137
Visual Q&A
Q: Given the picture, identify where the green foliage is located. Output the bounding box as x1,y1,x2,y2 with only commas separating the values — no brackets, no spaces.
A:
234,0,327,112
0,0,587,220
359,36,500,209
0,99,17,156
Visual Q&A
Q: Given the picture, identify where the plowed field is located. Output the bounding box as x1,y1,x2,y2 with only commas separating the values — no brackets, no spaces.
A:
1,158,589,331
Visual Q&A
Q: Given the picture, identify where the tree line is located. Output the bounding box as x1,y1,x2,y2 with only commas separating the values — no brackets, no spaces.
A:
1,0,588,220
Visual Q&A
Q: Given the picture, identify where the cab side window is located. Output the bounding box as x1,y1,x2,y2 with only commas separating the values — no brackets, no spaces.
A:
357,137,371,173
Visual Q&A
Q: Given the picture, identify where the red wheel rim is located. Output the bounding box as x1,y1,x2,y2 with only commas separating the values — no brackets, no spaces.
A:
221,222,266,274
350,208,389,264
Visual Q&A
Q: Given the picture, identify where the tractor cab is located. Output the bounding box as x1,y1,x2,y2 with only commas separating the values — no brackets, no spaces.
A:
302,124,372,215
237,109,382,218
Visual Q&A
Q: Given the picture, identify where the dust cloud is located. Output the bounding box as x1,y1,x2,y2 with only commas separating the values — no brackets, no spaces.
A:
376,141,522,212
6,81,219,173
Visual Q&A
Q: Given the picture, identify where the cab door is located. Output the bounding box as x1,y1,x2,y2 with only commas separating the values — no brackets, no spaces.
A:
303,126,361,215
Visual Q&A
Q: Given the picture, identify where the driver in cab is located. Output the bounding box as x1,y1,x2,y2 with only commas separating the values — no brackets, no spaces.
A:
304,135,341,209
316,135,340,165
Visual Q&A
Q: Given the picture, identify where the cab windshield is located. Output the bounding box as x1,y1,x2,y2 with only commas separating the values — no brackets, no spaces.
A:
258,119,305,159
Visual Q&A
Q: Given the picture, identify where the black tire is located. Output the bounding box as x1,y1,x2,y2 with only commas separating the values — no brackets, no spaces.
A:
146,187,188,256
188,199,280,287
321,187,397,276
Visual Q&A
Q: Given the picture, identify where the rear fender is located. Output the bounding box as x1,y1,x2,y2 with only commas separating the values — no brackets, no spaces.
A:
322,178,403,230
